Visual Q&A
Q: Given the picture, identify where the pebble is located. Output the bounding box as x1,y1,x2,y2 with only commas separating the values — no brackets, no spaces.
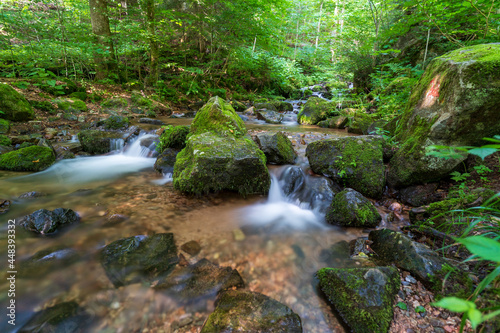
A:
181,240,201,256
405,275,417,284
233,228,245,241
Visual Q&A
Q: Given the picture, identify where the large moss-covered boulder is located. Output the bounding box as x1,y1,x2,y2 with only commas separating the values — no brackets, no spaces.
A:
326,188,381,227
173,132,270,196
0,146,55,171
317,266,400,333
369,229,473,298
306,135,385,198
297,97,337,125
77,130,124,155
0,83,35,121
100,233,178,287
255,132,297,164
55,98,87,113
388,43,500,187
201,290,302,333
189,96,246,137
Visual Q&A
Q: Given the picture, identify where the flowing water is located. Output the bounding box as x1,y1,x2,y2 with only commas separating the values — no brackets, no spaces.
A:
0,119,395,332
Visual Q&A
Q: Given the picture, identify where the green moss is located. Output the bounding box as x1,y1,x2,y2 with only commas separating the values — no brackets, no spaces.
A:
0,135,11,146
0,119,9,134
77,130,123,155
157,125,190,153
0,146,55,171
297,97,337,125
326,188,381,227
131,92,153,108
68,92,88,101
429,263,473,300
101,97,128,109
29,100,55,113
54,98,87,112
103,115,130,130
0,83,35,121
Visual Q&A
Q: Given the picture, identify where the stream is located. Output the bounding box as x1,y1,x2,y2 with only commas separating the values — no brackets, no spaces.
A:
0,110,397,332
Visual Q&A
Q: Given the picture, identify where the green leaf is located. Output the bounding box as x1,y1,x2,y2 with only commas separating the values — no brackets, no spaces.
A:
467,308,483,329
460,236,500,263
397,302,407,310
468,147,497,160
415,305,426,313
433,297,475,313
46,79,57,87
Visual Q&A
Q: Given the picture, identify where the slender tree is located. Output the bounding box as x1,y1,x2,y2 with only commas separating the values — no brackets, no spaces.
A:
89,0,117,80
141,0,158,85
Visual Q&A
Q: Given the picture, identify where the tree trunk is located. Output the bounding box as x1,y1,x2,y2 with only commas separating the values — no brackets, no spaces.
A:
89,0,117,80
141,0,158,85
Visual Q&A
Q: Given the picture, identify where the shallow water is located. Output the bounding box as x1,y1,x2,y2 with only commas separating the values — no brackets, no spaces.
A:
0,121,387,332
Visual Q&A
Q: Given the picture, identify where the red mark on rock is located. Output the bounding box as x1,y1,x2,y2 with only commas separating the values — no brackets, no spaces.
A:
427,77,440,98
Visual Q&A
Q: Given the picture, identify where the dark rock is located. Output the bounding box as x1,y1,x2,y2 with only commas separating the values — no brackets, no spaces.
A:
326,188,381,228
77,130,124,155
306,135,385,198
18,301,92,333
317,266,400,333
399,183,440,206
19,191,47,199
369,229,473,298
18,247,80,278
255,132,297,164
279,166,306,196
0,199,11,214
255,109,284,124
181,240,201,256
100,233,178,287
301,176,340,214
18,208,80,235
201,290,302,333
154,148,178,174
139,117,164,125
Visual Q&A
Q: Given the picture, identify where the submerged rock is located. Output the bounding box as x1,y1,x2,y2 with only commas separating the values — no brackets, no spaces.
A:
77,130,124,155
317,266,400,333
100,233,178,287
154,148,178,174
306,135,385,198
18,208,80,235
0,199,11,214
201,290,302,333
297,97,337,125
0,146,55,172
0,83,35,121
255,132,297,164
326,188,381,228
369,229,473,298
18,247,80,278
180,240,201,256
255,109,284,124
388,43,500,188
19,191,47,199
139,117,164,125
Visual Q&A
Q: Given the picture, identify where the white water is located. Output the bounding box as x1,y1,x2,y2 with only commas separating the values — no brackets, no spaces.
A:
152,172,173,185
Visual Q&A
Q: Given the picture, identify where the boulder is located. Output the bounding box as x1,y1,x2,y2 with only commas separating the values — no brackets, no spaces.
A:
0,146,55,171
306,135,385,198
317,267,400,333
54,98,87,113
201,290,302,333
77,130,124,155
347,113,375,135
279,166,306,196
255,109,283,124
174,132,270,196
317,116,348,129
100,233,178,288
18,208,80,235
0,83,35,121
254,102,277,111
369,229,473,298
326,188,381,228
103,115,129,130
154,148,178,174
157,125,189,152
297,97,337,125
0,134,11,146
255,132,297,164
388,44,500,187
399,183,440,206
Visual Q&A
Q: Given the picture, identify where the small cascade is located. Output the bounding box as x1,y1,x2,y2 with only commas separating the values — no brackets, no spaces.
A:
110,138,125,152
152,173,173,185
69,135,79,143
123,133,158,157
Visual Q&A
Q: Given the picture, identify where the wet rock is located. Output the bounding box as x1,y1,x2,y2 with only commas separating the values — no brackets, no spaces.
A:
399,183,440,206
279,166,305,196
301,176,340,214
155,259,244,303
369,229,473,298
190,96,246,136
244,106,255,116
0,146,56,172
18,301,92,333
77,130,124,155
19,191,47,199
18,208,80,235
255,109,284,124
306,135,385,198
317,266,400,333
100,233,178,287
0,199,11,214
103,214,129,227
297,96,337,125
317,116,348,129
154,148,178,174
201,290,302,333
103,115,129,130
255,132,297,164
18,247,80,278
139,117,164,125
326,188,381,228
0,83,35,121
254,102,277,111
388,44,500,187
181,240,201,256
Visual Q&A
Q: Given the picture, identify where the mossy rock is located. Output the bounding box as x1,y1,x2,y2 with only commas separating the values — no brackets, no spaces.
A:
201,290,302,333
68,92,88,101
173,132,270,196
154,148,178,174
0,146,55,171
297,97,337,125
103,115,130,130
270,100,293,112
29,100,56,113
131,92,153,108
326,188,381,227
190,96,246,137
317,116,348,129
157,125,190,153
255,132,297,164
254,102,278,111
0,119,10,134
100,233,178,288
54,98,87,113
388,43,500,187
317,266,400,333
0,134,11,146
306,135,385,198
101,97,128,109
36,77,79,96
255,110,283,124
227,99,247,112
0,83,35,121
347,113,375,135
77,130,124,155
